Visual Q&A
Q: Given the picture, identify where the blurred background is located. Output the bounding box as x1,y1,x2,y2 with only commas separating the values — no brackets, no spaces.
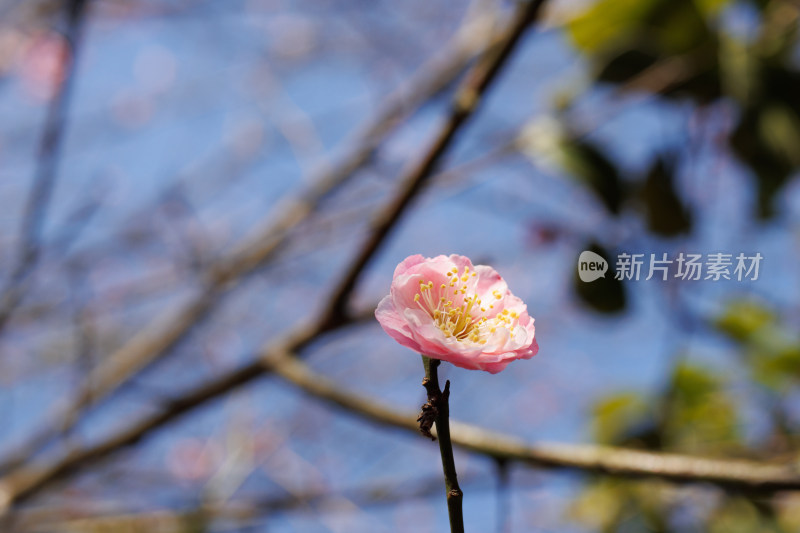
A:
0,0,799,531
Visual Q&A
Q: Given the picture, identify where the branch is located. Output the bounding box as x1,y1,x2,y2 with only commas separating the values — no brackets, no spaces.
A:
0,10,488,476
0,0,549,511
420,357,464,533
6,335,800,519
320,0,550,327
12,472,492,532
0,0,91,334
264,352,800,494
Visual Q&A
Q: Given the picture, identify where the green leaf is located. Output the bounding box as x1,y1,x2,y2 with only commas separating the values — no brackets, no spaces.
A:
714,299,775,342
719,34,759,104
710,498,783,533
568,0,726,54
662,362,740,453
592,392,650,444
754,345,800,387
570,0,726,103
596,48,658,84
716,299,800,389
730,67,800,218
567,0,654,53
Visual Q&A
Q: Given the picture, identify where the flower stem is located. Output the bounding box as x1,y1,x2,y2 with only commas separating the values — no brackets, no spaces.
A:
421,355,464,533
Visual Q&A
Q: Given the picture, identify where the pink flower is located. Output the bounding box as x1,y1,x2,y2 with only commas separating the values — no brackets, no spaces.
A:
375,254,538,373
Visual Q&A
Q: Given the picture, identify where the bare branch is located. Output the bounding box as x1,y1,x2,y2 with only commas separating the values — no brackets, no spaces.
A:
5,338,799,518
420,356,463,533
0,8,488,475
12,472,489,532
320,0,550,327
0,0,550,510
265,351,800,494
0,0,91,334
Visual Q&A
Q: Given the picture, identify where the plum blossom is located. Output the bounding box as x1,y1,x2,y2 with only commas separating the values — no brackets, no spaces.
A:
375,254,538,373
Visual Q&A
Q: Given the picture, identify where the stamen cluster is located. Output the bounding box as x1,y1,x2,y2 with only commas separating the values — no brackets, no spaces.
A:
375,254,538,374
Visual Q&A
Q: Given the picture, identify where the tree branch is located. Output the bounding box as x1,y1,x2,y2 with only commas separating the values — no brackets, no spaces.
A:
320,0,549,328
11,472,493,532
5,333,799,521
421,357,464,533
0,0,550,512
265,351,800,494
0,9,488,476
0,0,91,335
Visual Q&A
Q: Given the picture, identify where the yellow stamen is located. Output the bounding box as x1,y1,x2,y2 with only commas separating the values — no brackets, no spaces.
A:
407,264,517,347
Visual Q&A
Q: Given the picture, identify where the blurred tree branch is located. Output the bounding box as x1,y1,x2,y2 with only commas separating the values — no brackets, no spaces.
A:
260,351,800,493
0,0,550,513
6,0,799,514
0,0,91,335
11,471,489,532
0,0,495,477
2,0,799,530
318,0,549,327
4,337,800,520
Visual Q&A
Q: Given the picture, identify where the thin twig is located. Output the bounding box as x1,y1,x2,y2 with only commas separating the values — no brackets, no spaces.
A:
11,472,497,532
264,351,800,494
0,0,549,510
0,13,486,476
421,356,464,533
0,0,91,335
320,0,550,328
494,458,511,533
4,336,800,518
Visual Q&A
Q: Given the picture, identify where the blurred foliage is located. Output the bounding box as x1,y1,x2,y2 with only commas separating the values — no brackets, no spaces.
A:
590,361,740,455
574,242,627,313
567,0,727,54
639,156,693,237
569,0,726,102
574,360,759,531
661,362,740,454
575,297,800,531
571,480,792,533
561,140,627,214
517,115,629,216
572,297,800,531
707,497,786,533
535,0,800,329
570,478,672,533
566,0,800,220
591,392,654,446
2,0,798,530
716,299,800,389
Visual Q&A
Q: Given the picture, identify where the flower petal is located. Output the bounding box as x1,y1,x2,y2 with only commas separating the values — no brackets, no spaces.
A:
376,254,538,373
375,295,424,353
393,254,426,278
